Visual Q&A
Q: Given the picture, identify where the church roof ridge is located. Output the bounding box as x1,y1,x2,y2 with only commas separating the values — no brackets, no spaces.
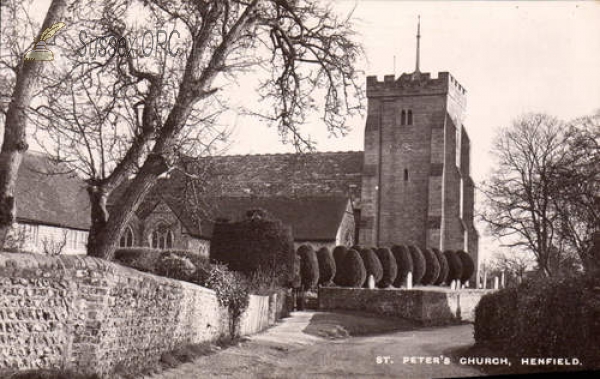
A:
212,150,364,158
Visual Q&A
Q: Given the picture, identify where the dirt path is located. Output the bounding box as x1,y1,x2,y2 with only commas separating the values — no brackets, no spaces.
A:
148,311,483,379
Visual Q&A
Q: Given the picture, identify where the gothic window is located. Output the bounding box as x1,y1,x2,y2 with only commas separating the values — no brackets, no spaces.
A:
119,226,135,248
456,126,462,169
150,223,174,249
400,110,406,125
404,169,409,181
407,110,413,125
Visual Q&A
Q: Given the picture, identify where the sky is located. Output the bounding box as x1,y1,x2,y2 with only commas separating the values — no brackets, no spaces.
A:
20,0,600,262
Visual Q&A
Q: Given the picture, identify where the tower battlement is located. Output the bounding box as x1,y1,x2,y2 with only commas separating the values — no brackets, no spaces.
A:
366,72,467,100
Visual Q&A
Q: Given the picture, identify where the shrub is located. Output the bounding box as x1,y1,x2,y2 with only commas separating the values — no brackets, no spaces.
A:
375,247,397,288
298,245,319,291
210,210,294,284
456,250,475,285
420,247,441,285
155,250,211,284
2,370,100,379
316,247,336,286
444,250,463,284
114,247,162,273
332,246,348,285
359,248,383,286
205,264,250,338
474,275,600,367
338,249,366,287
407,245,426,285
391,245,413,287
433,248,449,285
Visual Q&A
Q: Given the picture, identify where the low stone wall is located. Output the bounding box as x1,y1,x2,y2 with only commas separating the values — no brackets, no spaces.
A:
318,287,490,324
0,253,288,375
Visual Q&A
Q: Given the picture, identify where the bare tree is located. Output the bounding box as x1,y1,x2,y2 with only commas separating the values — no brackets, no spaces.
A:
489,250,535,286
480,113,577,277
25,0,363,259
0,0,69,247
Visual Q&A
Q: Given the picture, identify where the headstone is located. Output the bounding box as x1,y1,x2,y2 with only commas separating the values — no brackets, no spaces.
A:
483,270,488,289
367,274,376,289
500,271,506,288
493,277,499,290
406,272,413,289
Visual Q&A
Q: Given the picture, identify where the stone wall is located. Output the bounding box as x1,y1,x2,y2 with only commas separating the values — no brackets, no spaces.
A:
319,287,490,325
0,253,287,375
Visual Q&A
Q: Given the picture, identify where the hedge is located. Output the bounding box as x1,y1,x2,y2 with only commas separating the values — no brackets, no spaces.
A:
332,246,348,285
391,245,413,287
420,247,441,285
433,248,449,285
474,275,600,367
359,248,383,286
210,210,294,280
444,250,463,284
114,247,162,273
338,249,366,288
408,245,426,285
316,247,336,286
298,245,319,291
375,247,398,288
456,250,475,285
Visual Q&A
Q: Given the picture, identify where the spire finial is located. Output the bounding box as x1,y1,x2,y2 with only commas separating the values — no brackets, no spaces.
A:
415,15,421,73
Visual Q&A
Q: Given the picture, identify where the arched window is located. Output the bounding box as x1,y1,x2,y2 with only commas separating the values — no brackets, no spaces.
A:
400,110,406,125
119,226,135,247
151,224,174,249
407,110,413,125
404,169,409,181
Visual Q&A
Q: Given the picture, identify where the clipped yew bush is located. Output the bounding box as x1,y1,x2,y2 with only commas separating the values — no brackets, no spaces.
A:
420,247,441,285
332,246,348,285
433,248,449,285
210,209,294,281
338,249,366,288
359,248,383,286
298,245,319,291
408,245,426,285
444,250,463,284
456,250,475,285
316,247,336,286
375,247,398,288
391,245,413,287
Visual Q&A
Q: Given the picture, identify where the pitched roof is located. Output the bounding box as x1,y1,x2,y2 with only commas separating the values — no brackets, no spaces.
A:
200,196,352,241
181,151,364,199
16,153,91,230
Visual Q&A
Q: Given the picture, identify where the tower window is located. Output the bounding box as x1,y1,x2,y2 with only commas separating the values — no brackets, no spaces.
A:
404,169,409,181
407,110,413,125
401,110,406,126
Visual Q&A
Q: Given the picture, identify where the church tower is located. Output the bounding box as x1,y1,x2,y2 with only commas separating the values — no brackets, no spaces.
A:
358,18,478,273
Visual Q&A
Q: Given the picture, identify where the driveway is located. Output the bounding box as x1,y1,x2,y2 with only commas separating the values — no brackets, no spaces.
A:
149,311,483,379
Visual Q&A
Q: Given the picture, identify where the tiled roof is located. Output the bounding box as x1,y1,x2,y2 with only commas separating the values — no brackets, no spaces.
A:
16,153,91,230
199,196,352,241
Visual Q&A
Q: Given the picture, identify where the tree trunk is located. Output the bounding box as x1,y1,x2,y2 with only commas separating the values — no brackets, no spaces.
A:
0,0,68,248
87,154,169,259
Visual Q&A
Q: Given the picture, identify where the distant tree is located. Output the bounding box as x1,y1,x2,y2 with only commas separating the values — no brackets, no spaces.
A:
375,247,397,288
359,247,383,286
456,250,475,285
433,248,449,285
338,249,366,288
316,247,336,286
407,245,426,285
420,247,440,285
444,250,463,284
298,245,319,291
332,245,348,285
488,250,535,287
391,245,413,287
481,113,580,276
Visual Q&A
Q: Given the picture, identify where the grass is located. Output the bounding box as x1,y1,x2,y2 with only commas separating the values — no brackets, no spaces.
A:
302,310,418,339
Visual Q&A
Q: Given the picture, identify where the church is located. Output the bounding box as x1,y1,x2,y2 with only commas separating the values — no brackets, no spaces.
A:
12,23,479,280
